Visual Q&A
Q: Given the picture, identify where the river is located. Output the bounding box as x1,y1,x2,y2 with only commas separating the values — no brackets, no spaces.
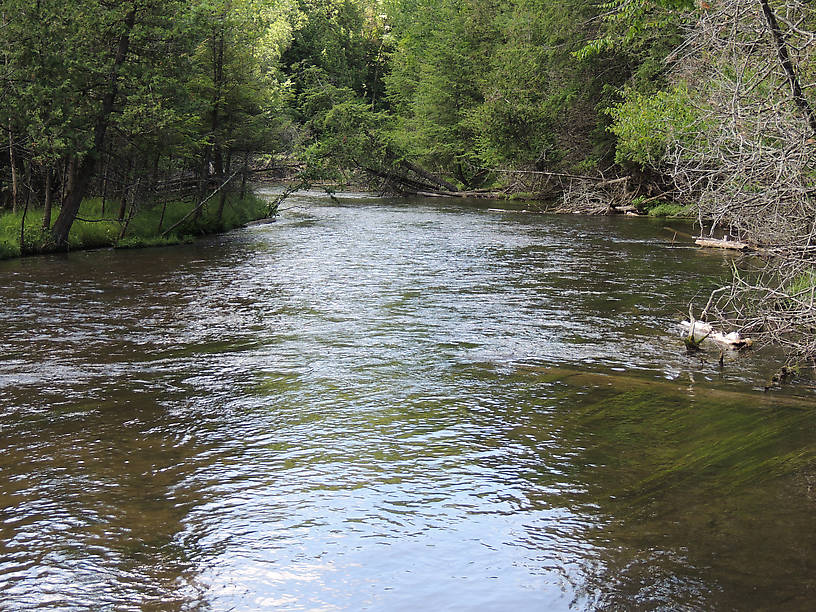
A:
1,191,815,610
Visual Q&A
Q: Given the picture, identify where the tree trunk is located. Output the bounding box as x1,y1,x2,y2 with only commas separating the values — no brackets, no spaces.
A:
3,12,16,214
240,151,249,199
157,199,168,233
119,177,140,240
759,0,816,137
50,5,137,247
8,119,18,214
42,167,53,231
23,159,32,208
216,149,231,222
401,161,460,193
117,157,133,222
195,150,210,221
60,157,67,203
19,193,28,254
65,156,76,197
100,145,111,216
200,25,225,223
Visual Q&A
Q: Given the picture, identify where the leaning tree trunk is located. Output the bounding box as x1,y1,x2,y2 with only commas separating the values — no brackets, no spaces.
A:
50,6,136,247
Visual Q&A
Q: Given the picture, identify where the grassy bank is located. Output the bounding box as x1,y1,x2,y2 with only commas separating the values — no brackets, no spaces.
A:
0,193,271,260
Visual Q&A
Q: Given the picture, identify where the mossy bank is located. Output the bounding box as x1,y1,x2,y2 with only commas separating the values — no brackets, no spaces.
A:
0,194,272,261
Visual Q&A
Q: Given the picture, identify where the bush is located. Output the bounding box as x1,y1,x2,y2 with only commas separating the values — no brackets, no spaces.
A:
645,201,691,217
0,238,20,260
607,84,701,168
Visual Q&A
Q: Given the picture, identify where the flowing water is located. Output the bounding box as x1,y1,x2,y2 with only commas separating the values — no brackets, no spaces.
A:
1,191,815,611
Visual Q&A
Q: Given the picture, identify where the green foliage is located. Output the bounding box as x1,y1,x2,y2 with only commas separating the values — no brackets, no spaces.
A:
383,0,515,179
0,215,24,260
368,0,661,179
477,0,624,170
574,0,693,63
646,201,690,217
607,85,700,167
303,97,393,180
786,270,816,299
283,0,388,108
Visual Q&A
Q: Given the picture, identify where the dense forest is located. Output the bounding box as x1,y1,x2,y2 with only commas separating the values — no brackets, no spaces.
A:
2,0,816,358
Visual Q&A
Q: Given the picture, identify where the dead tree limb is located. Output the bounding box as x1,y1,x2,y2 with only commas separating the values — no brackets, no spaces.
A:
759,0,816,136
161,171,238,237
400,161,460,192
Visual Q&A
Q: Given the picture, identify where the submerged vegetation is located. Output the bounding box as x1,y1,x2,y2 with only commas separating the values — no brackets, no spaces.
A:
2,0,816,359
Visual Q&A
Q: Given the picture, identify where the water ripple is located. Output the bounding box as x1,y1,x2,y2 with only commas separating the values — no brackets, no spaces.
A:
1,195,815,610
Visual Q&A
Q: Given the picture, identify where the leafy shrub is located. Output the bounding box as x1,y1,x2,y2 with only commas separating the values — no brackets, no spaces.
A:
607,84,700,168
646,201,691,217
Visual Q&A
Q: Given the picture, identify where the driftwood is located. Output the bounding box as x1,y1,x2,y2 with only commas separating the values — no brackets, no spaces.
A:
680,320,753,348
694,237,750,251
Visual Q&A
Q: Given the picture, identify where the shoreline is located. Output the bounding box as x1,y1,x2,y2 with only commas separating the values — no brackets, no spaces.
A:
0,192,273,262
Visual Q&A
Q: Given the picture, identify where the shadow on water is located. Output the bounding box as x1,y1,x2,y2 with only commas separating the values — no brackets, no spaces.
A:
0,192,815,610
483,364,816,610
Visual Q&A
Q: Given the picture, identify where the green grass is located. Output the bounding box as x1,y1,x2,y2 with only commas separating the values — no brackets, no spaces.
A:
647,202,692,218
786,269,816,298
629,197,693,218
0,193,271,260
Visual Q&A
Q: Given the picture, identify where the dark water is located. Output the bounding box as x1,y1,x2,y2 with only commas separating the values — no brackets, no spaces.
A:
1,191,815,610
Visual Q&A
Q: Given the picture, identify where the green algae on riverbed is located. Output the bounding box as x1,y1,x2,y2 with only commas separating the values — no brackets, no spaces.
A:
512,364,816,498
488,364,816,608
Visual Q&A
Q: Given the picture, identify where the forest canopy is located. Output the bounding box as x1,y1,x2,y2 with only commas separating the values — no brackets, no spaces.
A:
3,1,814,230
0,0,693,245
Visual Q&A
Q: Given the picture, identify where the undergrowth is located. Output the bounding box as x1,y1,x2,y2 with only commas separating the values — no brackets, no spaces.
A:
631,197,693,218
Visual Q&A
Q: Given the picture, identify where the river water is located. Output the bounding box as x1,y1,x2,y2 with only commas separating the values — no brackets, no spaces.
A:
1,191,815,610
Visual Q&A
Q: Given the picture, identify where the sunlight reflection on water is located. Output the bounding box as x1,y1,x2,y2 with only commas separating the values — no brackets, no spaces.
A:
1,193,815,610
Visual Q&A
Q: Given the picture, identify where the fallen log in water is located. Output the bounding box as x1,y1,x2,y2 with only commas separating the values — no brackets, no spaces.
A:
694,237,750,251
414,189,513,200
680,320,753,349
245,217,277,227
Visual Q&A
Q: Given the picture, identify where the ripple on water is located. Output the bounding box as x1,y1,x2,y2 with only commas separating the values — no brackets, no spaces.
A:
1,195,815,610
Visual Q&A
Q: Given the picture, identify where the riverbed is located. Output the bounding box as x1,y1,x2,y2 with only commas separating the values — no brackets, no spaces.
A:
1,191,814,610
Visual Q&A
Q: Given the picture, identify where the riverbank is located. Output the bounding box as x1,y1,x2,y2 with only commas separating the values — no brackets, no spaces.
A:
0,193,271,260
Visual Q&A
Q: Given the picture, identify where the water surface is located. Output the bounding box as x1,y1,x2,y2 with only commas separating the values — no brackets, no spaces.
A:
1,192,815,610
